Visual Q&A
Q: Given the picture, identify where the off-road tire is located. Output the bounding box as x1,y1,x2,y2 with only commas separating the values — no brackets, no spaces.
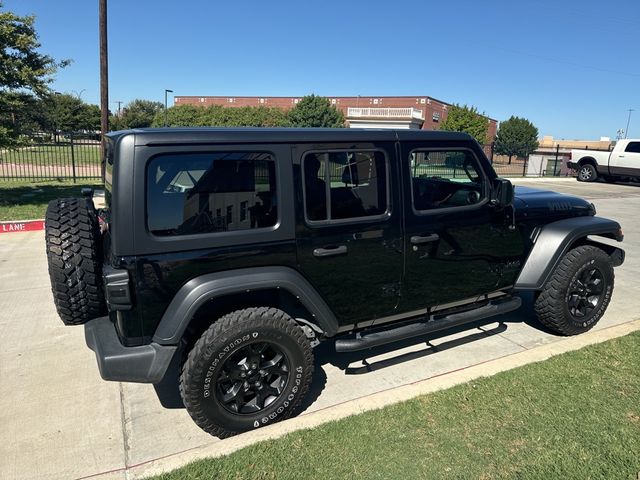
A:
45,198,105,325
577,163,597,182
180,307,314,438
534,245,613,335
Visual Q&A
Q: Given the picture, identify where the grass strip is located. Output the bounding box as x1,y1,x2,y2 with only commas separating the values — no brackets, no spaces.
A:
152,331,640,480
0,180,103,221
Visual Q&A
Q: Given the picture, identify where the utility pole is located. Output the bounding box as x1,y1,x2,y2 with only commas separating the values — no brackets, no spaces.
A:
625,109,634,139
116,101,122,116
99,0,109,181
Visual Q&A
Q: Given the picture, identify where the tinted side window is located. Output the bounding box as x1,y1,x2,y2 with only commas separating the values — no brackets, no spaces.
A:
410,149,484,211
625,142,640,153
303,151,388,222
147,152,277,236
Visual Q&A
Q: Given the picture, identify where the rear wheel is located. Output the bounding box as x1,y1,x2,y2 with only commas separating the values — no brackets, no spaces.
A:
534,246,613,335
45,198,105,325
577,164,597,182
180,307,314,438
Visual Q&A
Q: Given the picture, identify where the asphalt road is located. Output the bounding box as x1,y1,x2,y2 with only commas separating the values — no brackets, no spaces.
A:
1,178,639,479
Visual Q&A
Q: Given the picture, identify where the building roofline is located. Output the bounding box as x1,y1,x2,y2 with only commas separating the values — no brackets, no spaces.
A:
173,95,498,122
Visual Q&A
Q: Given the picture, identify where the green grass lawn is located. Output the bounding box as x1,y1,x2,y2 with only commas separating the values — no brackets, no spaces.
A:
0,180,104,221
1,143,101,166
152,331,640,480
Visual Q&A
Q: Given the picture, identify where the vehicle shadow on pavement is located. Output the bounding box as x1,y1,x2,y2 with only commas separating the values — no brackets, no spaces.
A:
152,293,557,409
316,292,557,375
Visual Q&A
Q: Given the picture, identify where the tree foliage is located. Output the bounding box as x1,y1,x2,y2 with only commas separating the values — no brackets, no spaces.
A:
46,93,100,132
287,94,345,128
439,104,489,145
0,2,70,147
111,99,163,130
494,116,539,164
154,104,290,128
150,95,345,130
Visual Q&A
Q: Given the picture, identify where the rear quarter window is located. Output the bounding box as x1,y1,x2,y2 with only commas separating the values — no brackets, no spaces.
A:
146,152,277,236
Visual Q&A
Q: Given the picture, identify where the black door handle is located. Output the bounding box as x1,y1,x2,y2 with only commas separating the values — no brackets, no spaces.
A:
313,245,348,257
411,234,439,245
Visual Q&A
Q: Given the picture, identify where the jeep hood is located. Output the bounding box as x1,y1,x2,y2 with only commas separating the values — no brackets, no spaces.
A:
513,185,595,220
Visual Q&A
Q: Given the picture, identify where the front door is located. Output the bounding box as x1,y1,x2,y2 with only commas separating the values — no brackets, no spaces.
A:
399,142,525,314
295,142,403,329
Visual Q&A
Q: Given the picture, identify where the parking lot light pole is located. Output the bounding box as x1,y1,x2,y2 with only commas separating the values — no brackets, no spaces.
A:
625,109,634,139
164,89,173,127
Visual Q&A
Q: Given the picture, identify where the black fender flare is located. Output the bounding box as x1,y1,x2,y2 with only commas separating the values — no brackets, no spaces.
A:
514,216,624,290
152,266,339,345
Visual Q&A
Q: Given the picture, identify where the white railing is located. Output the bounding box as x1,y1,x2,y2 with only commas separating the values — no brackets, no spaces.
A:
347,107,424,120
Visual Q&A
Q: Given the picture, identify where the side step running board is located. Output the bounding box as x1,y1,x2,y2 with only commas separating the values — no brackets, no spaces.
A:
335,296,521,353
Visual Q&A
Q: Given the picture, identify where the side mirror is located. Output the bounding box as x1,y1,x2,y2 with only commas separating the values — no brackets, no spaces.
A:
491,178,514,207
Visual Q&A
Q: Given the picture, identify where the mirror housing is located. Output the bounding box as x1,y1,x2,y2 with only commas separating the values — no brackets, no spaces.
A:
491,178,514,207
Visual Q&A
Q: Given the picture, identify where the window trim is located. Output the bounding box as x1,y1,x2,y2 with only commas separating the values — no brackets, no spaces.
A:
624,142,640,154
408,147,490,216
301,148,392,227
145,150,280,238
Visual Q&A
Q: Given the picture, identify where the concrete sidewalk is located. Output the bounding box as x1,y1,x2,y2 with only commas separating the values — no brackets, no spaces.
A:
1,179,639,479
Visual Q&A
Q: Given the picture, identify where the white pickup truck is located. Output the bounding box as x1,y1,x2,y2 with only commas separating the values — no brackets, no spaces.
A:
569,139,640,182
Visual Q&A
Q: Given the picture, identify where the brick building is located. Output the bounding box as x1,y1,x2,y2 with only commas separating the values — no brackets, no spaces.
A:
174,95,498,142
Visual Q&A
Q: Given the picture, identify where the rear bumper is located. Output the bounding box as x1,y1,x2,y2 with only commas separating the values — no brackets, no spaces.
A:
85,316,177,383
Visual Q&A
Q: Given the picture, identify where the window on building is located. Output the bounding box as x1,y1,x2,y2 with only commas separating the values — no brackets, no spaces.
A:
147,152,277,236
432,112,440,122
303,151,388,223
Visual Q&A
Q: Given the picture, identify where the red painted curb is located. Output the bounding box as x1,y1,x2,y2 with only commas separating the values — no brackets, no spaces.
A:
0,219,45,233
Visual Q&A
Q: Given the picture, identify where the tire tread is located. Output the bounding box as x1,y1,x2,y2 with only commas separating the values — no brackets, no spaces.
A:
180,307,313,438
534,245,613,335
45,198,105,325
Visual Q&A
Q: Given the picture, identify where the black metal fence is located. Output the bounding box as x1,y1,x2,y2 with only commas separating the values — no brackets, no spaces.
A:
0,134,102,182
1,135,577,182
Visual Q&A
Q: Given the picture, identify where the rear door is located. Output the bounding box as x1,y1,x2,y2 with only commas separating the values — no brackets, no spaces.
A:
609,141,640,177
294,142,403,330
399,140,525,314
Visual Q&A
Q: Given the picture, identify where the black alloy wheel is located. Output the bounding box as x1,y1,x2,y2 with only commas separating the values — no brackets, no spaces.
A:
216,341,290,414
180,307,314,438
567,266,605,319
534,245,614,335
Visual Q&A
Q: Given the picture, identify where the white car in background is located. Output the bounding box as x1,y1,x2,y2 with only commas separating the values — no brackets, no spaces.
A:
569,139,640,182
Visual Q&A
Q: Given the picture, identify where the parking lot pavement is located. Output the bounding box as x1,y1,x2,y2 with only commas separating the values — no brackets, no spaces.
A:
1,178,639,479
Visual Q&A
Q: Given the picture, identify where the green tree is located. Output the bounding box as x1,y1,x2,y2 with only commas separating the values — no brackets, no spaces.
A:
494,116,539,164
0,2,69,147
287,94,345,128
153,104,290,128
115,99,164,129
439,104,489,145
46,93,100,134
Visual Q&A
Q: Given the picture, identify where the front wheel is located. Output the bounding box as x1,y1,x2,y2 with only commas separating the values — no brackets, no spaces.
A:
577,164,597,182
534,246,614,335
180,307,314,438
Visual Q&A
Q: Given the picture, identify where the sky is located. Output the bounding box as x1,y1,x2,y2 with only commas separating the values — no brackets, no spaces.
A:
4,0,640,140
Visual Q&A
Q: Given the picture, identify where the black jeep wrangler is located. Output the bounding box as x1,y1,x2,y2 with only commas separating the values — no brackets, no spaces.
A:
45,128,625,438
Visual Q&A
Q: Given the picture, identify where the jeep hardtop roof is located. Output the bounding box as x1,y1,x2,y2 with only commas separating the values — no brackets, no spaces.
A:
105,127,476,146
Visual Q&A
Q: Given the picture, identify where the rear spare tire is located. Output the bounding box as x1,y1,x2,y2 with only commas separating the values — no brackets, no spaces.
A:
45,198,105,325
